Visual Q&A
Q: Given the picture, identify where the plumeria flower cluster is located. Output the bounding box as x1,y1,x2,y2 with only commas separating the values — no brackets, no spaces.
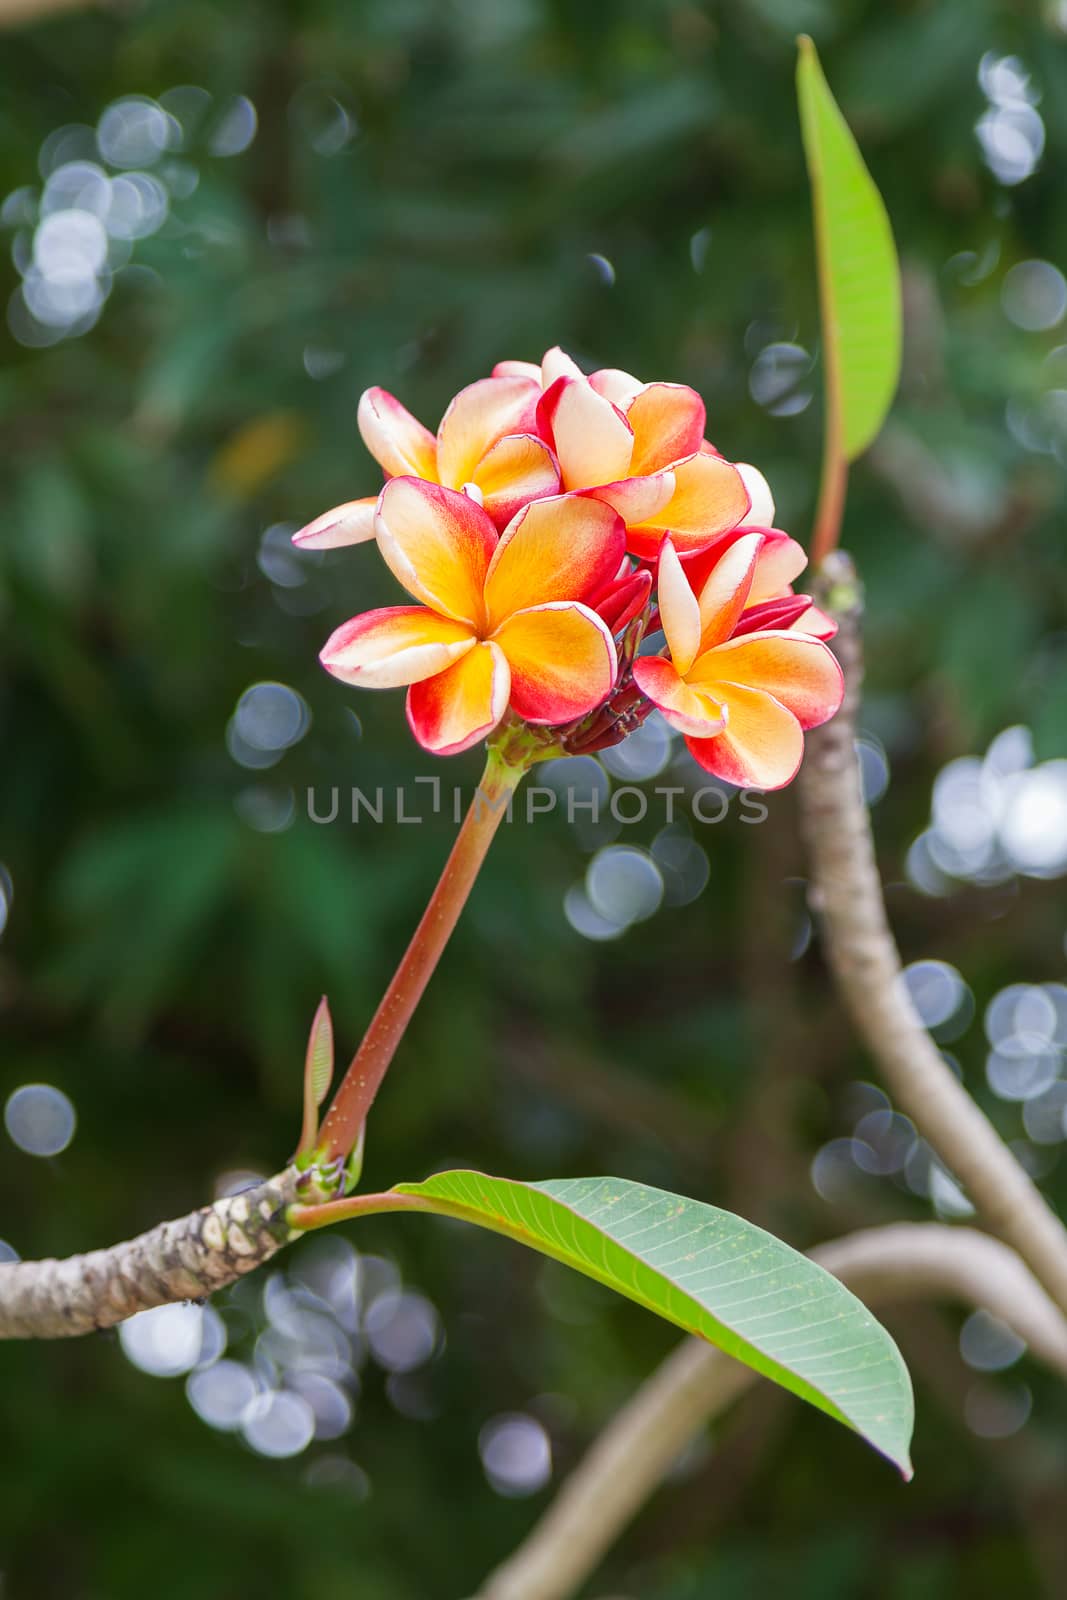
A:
294,347,844,787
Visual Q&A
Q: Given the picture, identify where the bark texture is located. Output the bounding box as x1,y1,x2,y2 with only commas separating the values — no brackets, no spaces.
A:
0,1169,300,1339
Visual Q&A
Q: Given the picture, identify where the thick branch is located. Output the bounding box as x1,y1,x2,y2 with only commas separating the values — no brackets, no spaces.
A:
478,1223,1067,1600
0,1170,300,1339
796,554,1067,1319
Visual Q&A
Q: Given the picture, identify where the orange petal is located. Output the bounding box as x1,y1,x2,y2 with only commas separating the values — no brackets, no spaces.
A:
320,606,474,689
736,462,775,528
540,376,634,490
656,538,701,674
483,494,625,629
626,452,750,558
492,602,617,724
473,432,560,528
292,497,377,549
406,640,510,756
542,346,584,386
590,367,644,408
696,532,762,649
585,470,675,525
375,477,497,629
436,376,540,491
493,359,542,381
357,388,438,480
685,684,804,790
626,382,706,475
688,631,844,730
632,656,725,737
749,532,807,602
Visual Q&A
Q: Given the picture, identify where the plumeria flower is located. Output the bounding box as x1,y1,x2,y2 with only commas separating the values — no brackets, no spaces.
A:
319,479,623,756
494,346,764,561
293,375,558,550
632,536,844,790
682,526,837,641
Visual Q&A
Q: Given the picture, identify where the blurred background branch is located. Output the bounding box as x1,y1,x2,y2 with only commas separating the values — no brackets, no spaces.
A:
0,0,104,27
799,565,1067,1319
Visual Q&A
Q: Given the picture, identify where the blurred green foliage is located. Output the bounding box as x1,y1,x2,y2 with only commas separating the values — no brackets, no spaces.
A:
2,1,1067,1597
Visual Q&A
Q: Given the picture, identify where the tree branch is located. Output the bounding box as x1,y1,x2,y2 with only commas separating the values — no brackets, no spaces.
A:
477,1223,1067,1600
0,1170,299,1339
0,0,107,26
796,553,1067,1319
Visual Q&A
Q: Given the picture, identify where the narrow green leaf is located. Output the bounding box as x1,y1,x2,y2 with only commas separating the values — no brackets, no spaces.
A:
297,996,334,1158
797,35,901,460
397,1171,914,1476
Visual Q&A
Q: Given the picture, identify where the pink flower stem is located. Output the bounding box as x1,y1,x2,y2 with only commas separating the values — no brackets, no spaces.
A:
315,745,528,1166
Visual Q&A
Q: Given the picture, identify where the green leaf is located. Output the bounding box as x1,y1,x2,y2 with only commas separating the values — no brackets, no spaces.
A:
305,997,335,1110
396,1171,914,1476
797,35,901,460
297,996,334,1158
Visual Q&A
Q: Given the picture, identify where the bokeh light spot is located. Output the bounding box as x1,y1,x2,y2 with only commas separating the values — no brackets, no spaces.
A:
4,1084,76,1156
364,1290,440,1374
233,682,310,753
120,1303,205,1377
479,1413,552,1497
586,846,663,927
1002,260,1067,332
186,1359,258,1430
960,1310,1026,1373
241,1388,316,1457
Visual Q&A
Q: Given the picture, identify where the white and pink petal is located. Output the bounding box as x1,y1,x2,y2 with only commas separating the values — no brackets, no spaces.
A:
735,462,776,529
695,531,762,650
291,497,377,549
656,538,702,674
492,359,542,382
320,606,474,689
357,388,438,481
749,532,808,602
538,376,634,491
589,366,645,408
541,346,585,386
